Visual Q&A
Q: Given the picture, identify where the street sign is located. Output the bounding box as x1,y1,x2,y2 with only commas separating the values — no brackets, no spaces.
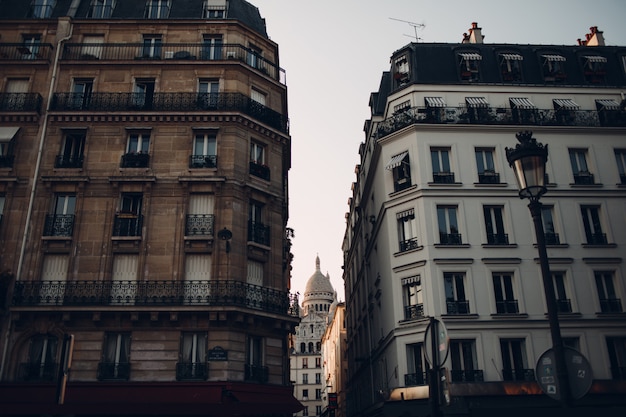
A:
424,318,449,367
535,347,593,401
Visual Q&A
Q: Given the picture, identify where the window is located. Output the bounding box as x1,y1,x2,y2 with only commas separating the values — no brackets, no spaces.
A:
595,271,622,313
113,194,143,237
597,99,623,127
397,209,418,252
0,195,4,224
247,44,263,71
458,52,481,81
204,0,226,18
393,55,410,84
450,340,482,382
437,205,461,245
554,99,580,125
0,126,18,168
386,151,411,192
198,79,219,109
424,97,446,122
581,206,607,245
315,388,321,399
302,406,309,417
509,97,538,124
245,335,266,382
40,255,68,303
29,0,55,18
44,194,76,237
614,149,626,184
88,0,115,18
475,148,499,184
70,79,93,110
4,78,30,111
431,148,454,183
582,55,607,84
202,35,223,60
145,0,170,18
191,133,217,168
302,373,308,384
177,332,207,380
184,255,211,303
132,78,155,109
302,358,308,368
569,149,594,184
20,334,58,381
315,357,321,368
606,337,626,380
251,87,266,106
141,35,162,59
444,272,469,314
405,343,427,386
500,339,533,381
542,206,560,245
315,373,321,384
99,333,130,380
250,141,270,180
246,260,264,305
493,273,518,314
316,405,322,416
402,276,423,320
121,132,150,168
499,53,523,82
300,343,305,353
56,131,85,168
21,35,41,60
483,206,509,245
551,272,572,313
248,201,269,245
186,194,215,236
111,255,138,304
80,35,104,59
465,97,490,123
541,54,566,82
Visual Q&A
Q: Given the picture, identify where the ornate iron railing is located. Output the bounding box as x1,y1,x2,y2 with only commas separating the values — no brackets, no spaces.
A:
600,298,623,313
189,154,217,169
55,154,84,169
404,372,428,386
0,43,53,61
450,369,484,383
176,362,208,381
248,221,270,246
544,232,561,245
446,300,470,315
112,214,143,237
185,214,215,236
486,233,509,245
556,298,572,313
245,364,269,383
586,232,608,245
120,152,150,168
249,161,271,180
478,171,500,184
18,362,58,382
439,233,463,245
0,93,43,112
51,92,288,133
43,214,75,237
502,368,535,382
399,238,419,252
573,171,595,185
12,280,300,317
403,304,424,321
97,362,130,381
495,299,519,314
432,172,455,184
61,43,286,84
374,105,626,139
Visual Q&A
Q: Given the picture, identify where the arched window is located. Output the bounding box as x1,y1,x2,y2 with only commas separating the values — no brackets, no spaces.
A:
316,342,321,352
308,342,314,353
300,343,306,353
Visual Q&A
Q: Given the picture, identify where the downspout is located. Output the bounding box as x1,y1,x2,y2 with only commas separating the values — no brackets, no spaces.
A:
0,17,74,380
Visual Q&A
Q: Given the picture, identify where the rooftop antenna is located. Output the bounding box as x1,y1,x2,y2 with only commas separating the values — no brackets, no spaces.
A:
389,17,425,42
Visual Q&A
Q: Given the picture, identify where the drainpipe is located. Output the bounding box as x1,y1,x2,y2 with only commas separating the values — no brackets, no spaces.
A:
0,17,74,380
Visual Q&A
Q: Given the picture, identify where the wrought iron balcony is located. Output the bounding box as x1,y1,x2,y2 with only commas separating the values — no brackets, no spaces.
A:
55,154,83,169
478,170,500,184
399,237,419,252
189,154,217,169
556,298,572,313
185,214,215,236
245,364,269,383
486,233,509,245
248,221,270,245
544,232,561,245
450,369,484,383
502,368,535,382
0,155,15,168
112,214,143,237
61,43,286,84
432,172,455,184
0,93,42,112
573,171,595,185
176,362,208,381
249,161,271,180
495,300,519,314
0,43,53,61
51,92,288,133
121,152,150,168
374,105,626,139
97,362,130,381
600,298,623,313
43,214,75,237
12,279,300,317
439,233,462,245
446,300,470,315
404,372,428,386
403,304,424,321
586,232,608,245
18,362,57,382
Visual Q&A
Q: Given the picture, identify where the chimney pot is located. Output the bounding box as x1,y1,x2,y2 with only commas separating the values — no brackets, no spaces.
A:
472,22,478,29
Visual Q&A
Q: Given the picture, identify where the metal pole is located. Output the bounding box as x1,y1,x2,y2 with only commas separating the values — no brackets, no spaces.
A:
528,199,571,407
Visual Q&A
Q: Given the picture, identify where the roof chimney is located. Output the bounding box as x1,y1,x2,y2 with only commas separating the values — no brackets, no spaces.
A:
465,22,484,44
583,26,605,46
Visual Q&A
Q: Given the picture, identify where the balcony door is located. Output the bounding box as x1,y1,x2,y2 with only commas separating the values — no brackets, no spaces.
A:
184,255,211,304
40,255,69,305
133,79,155,109
111,255,138,304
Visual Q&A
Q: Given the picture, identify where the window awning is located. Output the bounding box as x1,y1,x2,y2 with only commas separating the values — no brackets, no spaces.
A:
425,97,446,108
542,54,566,62
584,55,607,63
402,275,420,285
509,97,536,109
553,98,579,110
0,126,19,142
396,208,415,220
595,99,621,110
465,97,489,108
385,151,408,170
500,53,523,61
459,52,482,60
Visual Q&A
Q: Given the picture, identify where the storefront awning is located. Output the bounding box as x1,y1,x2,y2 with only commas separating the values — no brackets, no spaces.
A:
553,98,580,110
509,97,536,109
385,151,408,170
0,127,19,142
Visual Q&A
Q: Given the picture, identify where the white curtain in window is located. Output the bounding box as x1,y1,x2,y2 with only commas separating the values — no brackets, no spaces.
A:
81,35,104,58
188,194,214,215
250,88,266,105
111,255,138,304
40,255,68,304
184,255,211,303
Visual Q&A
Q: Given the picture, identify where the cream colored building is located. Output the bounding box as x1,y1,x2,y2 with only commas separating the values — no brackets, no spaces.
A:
320,301,346,417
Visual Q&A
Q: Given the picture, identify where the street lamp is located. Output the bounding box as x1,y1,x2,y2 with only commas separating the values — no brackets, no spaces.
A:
506,131,571,406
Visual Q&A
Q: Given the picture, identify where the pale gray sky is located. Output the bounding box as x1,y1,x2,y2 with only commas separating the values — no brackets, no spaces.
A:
251,0,626,301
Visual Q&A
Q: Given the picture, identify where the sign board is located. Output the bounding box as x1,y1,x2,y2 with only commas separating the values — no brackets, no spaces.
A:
535,347,592,401
207,346,228,361
424,318,449,367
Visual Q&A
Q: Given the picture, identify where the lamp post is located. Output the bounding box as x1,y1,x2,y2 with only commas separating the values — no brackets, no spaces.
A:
506,131,570,406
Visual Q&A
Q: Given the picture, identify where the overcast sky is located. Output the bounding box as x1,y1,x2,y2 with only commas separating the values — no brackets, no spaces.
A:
250,0,626,301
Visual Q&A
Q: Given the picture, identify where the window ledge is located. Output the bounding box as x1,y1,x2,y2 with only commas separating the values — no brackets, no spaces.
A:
41,236,73,241
389,184,417,196
393,246,424,256
570,183,603,188
544,312,582,319
434,243,470,248
481,243,518,248
595,312,626,318
582,243,617,249
427,182,463,187
474,182,508,187
534,243,569,249
441,313,479,320
490,313,528,319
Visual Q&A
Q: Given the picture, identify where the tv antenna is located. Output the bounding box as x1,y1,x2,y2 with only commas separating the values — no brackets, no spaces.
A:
389,17,425,42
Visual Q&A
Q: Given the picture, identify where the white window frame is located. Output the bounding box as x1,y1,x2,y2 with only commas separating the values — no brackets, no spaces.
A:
145,0,170,18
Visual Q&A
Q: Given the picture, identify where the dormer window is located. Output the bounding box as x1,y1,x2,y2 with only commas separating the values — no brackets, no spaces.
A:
458,52,482,82
581,55,607,84
204,0,227,18
393,55,410,84
541,54,567,83
145,0,170,19
88,0,115,18
29,0,55,18
499,53,523,82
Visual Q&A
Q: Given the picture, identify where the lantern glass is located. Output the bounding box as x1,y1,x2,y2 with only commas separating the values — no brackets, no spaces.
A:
511,154,546,199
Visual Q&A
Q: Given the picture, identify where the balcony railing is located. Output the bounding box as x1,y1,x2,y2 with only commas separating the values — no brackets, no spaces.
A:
245,364,269,383
248,221,270,246
0,43,53,61
399,238,419,252
585,232,608,245
439,233,463,245
495,299,519,314
97,362,130,381
502,368,535,382
478,171,500,184
249,161,271,180
446,300,470,315
432,172,455,184
18,362,57,382
112,214,143,237
600,298,623,313
450,369,484,383
556,298,572,313
545,232,561,245
486,233,509,245
374,105,626,139
55,154,83,169
61,43,286,84
121,152,150,168
185,214,215,237
12,280,300,317
0,93,43,112
573,171,595,185
43,214,75,237
176,362,208,381
404,372,428,386
51,92,288,133
403,304,424,321
189,155,217,169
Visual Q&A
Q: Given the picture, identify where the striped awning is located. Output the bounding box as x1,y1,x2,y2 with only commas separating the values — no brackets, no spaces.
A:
465,97,489,108
385,151,409,170
401,275,420,285
553,99,579,110
509,97,536,109
459,52,482,61
542,54,566,62
595,99,621,110
396,208,415,220
584,55,607,63
0,126,19,142
425,97,446,108
500,53,523,61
